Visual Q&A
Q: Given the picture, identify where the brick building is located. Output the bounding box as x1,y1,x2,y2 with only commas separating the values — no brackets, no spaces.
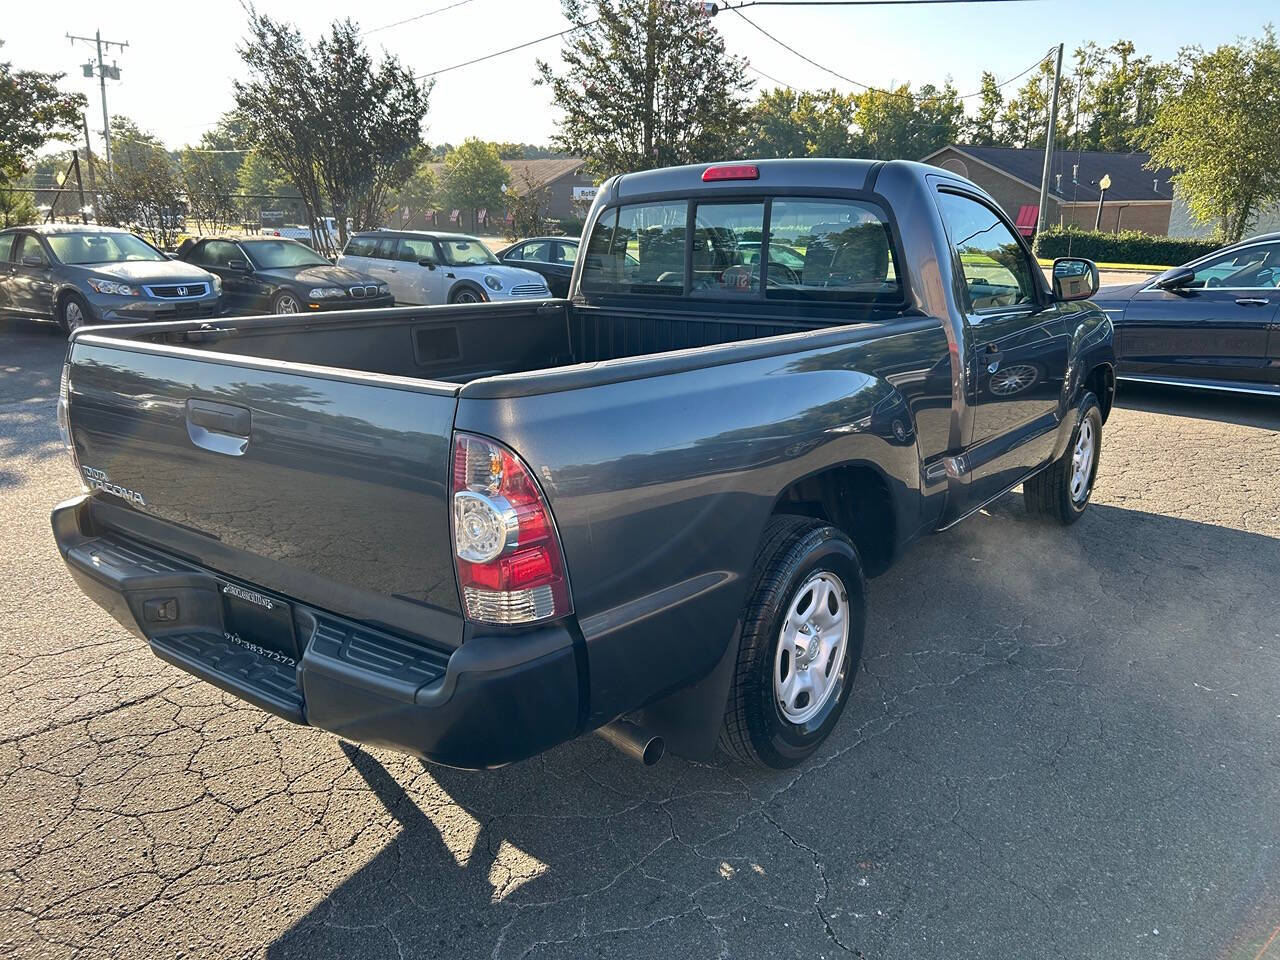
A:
409,157,597,233
922,145,1176,235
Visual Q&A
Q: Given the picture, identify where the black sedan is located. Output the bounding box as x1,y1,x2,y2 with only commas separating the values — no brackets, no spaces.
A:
495,236,578,297
1096,233,1280,396
178,236,393,316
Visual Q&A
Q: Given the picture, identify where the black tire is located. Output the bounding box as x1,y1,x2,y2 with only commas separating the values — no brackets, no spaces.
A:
58,293,93,335
451,286,482,304
719,515,867,769
271,291,302,314
1024,392,1102,525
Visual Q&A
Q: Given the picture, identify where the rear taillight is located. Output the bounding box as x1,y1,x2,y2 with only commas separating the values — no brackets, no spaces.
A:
450,432,572,625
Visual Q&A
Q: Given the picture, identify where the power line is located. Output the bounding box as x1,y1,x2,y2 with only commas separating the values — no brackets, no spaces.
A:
732,7,1052,102
714,0,1041,6
411,21,599,80
745,63,799,91
361,0,479,38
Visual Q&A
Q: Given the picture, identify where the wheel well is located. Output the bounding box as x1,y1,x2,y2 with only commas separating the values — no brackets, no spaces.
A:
1086,363,1115,422
449,280,486,302
771,464,896,577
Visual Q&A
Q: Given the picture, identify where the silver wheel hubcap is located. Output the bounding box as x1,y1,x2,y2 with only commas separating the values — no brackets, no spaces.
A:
774,571,849,725
1071,417,1095,503
65,301,84,331
457,292,478,303
275,295,299,314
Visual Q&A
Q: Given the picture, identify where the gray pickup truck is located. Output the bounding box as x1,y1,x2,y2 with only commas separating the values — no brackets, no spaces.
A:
52,159,1114,770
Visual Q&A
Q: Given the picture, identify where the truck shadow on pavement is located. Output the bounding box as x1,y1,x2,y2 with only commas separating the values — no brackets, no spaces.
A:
266,498,1280,960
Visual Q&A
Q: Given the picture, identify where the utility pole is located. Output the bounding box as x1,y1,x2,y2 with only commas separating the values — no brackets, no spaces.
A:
67,30,128,172
1035,43,1064,238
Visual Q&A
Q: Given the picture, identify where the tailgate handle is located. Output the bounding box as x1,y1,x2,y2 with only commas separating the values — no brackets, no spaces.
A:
186,400,251,456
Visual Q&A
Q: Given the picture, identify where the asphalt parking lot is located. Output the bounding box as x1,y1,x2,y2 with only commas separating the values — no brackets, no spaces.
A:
2,316,1278,960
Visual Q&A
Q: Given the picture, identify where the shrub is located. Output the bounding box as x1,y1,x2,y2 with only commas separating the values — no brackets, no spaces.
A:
1033,227,1221,267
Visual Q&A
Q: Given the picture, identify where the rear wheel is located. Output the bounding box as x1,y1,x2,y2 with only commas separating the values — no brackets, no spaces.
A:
58,294,92,335
272,291,301,314
719,516,866,769
1024,392,1102,525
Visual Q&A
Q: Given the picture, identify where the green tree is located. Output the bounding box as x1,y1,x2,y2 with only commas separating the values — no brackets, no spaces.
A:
95,117,184,247
180,119,247,233
439,138,508,230
0,39,86,189
851,83,963,160
1073,41,1173,152
538,0,751,175
999,60,1072,149
0,186,37,227
386,151,437,227
234,15,431,249
745,87,856,158
1143,29,1280,241
967,72,1005,145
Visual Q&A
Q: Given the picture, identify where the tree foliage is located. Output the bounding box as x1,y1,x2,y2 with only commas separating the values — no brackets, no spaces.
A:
504,168,553,239
233,15,430,249
744,88,856,158
386,150,437,227
851,83,963,160
95,118,184,248
0,39,86,187
538,0,751,176
439,138,508,227
1143,29,1280,242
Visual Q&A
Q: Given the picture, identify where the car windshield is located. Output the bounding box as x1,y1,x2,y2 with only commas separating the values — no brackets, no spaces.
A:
46,232,165,265
438,237,499,266
243,239,329,269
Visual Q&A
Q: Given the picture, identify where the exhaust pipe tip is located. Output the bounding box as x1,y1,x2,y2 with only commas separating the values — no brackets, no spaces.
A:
595,719,665,766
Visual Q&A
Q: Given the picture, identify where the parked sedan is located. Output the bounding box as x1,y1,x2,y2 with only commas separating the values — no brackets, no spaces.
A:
0,224,220,334
1096,233,1280,395
495,236,578,297
178,236,392,315
339,231,550,305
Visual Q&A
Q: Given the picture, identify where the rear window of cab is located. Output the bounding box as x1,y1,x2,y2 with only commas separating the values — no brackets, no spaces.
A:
581,197,901,302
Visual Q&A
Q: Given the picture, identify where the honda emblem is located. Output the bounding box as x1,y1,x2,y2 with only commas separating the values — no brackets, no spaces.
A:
176,286,188,297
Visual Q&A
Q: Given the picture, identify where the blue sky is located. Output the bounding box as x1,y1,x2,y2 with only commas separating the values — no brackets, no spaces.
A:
5,0,1276,152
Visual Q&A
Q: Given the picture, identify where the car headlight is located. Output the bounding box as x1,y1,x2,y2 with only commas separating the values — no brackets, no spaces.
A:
211,275,223,295
86,278,140,296
309,287,345,299
484,275,503,292
377,283,389,295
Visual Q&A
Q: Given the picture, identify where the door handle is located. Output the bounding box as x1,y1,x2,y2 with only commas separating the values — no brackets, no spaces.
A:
186,399,251,456
1235,297,1270,306
387,267,399,273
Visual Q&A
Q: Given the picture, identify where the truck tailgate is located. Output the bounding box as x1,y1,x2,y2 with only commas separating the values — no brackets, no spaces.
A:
66,336,463,644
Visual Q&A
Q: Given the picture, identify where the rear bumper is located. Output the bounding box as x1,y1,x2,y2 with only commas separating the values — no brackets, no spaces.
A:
51,496,582,768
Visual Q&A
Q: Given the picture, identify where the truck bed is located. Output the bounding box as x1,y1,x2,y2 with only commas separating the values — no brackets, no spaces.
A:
116,299,900,387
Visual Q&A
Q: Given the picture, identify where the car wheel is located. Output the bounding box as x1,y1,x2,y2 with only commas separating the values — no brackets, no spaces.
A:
1023,391,1102,525
451,287,481,304
58,294,92,335
719,516,866,769
272,292,301,314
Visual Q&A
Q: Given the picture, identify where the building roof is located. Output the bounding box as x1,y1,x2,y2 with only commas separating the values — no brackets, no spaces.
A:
424,157,587,196
923,145,1175,204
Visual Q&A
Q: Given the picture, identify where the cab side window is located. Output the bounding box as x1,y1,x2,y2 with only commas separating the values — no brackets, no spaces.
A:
190,240,239,269
0,233,14,263
343,236,379,258
521,240,552,263
937,191,1037,313
397,238,437,263
15,234,49,267
1188,243,1280,289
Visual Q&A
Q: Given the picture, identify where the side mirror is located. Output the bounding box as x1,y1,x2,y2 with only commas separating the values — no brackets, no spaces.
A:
1153,265,1195,290
1052,257,1099,301
21,255,45,267
418,258,437,270
227,258,251,273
